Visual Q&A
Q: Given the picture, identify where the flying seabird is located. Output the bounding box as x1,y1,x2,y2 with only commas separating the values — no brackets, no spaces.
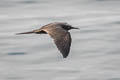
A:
16,22,79,58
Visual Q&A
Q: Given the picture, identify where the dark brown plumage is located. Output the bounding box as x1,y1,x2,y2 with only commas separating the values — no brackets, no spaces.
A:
16,22,79,58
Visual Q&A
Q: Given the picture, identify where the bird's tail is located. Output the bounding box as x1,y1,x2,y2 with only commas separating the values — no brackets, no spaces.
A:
16,31,35,35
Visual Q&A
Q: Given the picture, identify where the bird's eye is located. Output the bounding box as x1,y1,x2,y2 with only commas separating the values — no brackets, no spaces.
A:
67,25,72,29
68,26,71,29
61,24,71,30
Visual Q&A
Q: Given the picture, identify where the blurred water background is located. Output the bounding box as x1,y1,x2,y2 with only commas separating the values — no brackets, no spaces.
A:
0,0,120,80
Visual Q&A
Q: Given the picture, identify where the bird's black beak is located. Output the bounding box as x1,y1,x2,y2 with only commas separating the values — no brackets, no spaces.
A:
71,27,79,29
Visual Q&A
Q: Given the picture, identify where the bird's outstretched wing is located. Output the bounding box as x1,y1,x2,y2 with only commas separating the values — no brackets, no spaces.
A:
54,32,71,58
48,28,72,58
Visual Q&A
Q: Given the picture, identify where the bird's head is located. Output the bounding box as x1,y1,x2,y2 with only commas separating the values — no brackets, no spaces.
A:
60,23,79,30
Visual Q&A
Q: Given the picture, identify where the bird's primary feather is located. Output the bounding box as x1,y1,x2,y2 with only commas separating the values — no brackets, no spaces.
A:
45,27,72,58
54,32,71,58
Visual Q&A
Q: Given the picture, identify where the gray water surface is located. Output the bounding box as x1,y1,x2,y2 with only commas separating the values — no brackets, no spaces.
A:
0,0,120,80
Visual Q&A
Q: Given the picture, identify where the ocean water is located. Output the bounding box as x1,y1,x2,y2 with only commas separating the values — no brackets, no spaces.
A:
0,0,120,80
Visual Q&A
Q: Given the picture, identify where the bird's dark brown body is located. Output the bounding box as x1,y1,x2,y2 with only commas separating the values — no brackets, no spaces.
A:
16,22,79,58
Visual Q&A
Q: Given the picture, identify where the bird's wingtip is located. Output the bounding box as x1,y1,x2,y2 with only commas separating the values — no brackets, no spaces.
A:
15,33,21,35
15,31,34,35
62,53,69,58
